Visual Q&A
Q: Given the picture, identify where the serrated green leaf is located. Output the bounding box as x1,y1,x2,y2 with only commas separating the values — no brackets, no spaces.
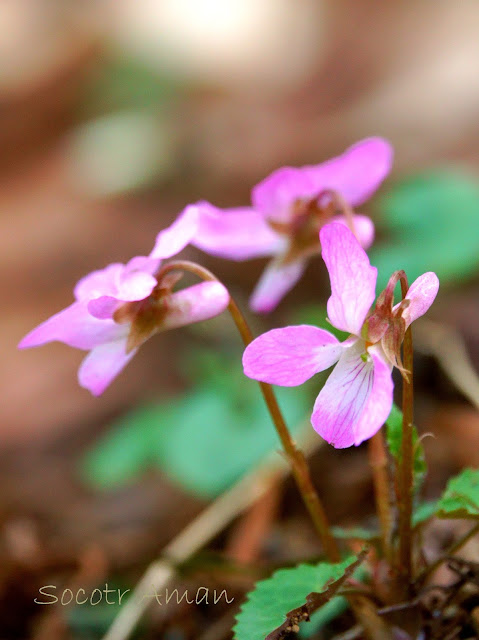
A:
299,564,368,639
370,172,479,291
436,468,479,519
233,556,359,640
386,403,427,494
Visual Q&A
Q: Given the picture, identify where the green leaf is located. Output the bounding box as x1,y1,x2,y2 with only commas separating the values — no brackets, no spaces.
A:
81,353,308,498
299,597,348,639
386,403,427,494
436,468,479,519
299,564,368,639
81,404,169,489
412,500,438,527
370,172,479,291
153,381,306,498
234,555,363,640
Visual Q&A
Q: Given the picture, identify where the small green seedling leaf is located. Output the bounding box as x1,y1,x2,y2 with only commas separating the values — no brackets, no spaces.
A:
234,553,366,640
436,468,479,519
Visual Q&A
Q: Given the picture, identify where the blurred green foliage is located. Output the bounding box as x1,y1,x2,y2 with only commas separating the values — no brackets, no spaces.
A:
81,352,309,498
83,55,181,114
436,467,479,519
386,403,427,496
70,54,182,196
371,171,479,291
412,500,438,527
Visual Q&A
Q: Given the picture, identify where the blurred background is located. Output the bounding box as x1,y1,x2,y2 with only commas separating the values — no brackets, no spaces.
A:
3,1,479,637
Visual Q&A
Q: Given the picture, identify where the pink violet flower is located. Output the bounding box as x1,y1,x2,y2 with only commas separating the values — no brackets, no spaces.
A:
19,211,229,395
189,138,393,313
243,222,439,448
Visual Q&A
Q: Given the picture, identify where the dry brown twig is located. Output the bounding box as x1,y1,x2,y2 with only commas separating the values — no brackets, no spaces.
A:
103,419,323,640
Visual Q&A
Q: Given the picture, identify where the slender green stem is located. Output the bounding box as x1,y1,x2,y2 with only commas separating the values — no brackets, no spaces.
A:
368,431,392,562
397,275,414,591
159,260,340,562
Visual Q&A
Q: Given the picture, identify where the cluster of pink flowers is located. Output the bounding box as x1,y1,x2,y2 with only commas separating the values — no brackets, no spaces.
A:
20,137,439,448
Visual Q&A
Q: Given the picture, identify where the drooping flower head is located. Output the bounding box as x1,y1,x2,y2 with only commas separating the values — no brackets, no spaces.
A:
19,210,229,395
189,138,393,313
243,223,439,448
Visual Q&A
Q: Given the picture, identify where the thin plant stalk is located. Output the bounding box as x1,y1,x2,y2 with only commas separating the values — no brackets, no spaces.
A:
158,260,339,562
368,431,392,561
415,523,479,586
397,275,414,590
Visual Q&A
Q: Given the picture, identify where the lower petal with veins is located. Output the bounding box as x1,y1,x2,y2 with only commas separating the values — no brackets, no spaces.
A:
312,340,374,448
352,346,393,445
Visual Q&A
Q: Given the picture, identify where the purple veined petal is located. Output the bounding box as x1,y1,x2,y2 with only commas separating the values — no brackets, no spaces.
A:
251,138,393,222
320,222,377,335
243,325,343,387
351,345,394,446
249,257,306,314
150,204,200,259
160,281,230,331
251,167,317,222
18,301,127,350
334,213,375,250
311,339,375,448
397,272,439,329
78,338,136,396
74,263,123,301
303,137,393,207
191,201,286,260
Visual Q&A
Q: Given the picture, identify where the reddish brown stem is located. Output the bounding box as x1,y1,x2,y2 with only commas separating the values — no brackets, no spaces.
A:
368,431,392,561
397,275,414,592
158,260,340,562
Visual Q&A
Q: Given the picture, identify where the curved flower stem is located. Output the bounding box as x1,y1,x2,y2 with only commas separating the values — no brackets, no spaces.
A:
397,275,414,592
158,260,339,562
368,431,392,562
